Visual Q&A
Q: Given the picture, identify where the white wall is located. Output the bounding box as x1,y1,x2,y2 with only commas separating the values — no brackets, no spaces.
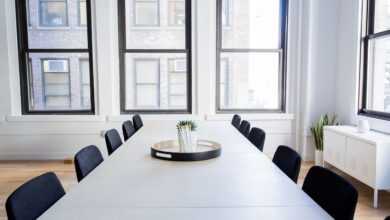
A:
335,0,390,133
0,0,342,160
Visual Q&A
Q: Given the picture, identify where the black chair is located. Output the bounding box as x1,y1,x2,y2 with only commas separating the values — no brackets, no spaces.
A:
231,114,241,129
122,120,136,141
6,172,65,220
302,166,358,220
105,129,123,155
239,120,251,137
272,145,301,183
74,145,104,182
248,127,266,152
133,114,143,131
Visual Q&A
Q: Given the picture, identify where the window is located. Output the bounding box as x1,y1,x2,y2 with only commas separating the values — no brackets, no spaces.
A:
360,0,390,119
42,59,71,108
78,0,87,26
219,58,230,107
134,0,159,26
119,0,191,113
221,0,231,27
134,59,160,108
39,0,68,27
168,59,187,108
16,0,94,114
26,0,32,27
216,0,288,112
80,59,90,108
168,0,185,26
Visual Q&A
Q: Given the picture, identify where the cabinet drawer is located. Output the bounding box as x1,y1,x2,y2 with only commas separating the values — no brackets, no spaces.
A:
345,138,376,187
324,130,346,169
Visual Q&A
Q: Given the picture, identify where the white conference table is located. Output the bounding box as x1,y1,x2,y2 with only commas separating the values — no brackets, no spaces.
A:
39,122,332,220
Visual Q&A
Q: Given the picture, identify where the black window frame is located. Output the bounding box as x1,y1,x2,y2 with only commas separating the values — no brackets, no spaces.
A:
359,0,390,120
15,0,95,115
216,0,289,113
118,0,192,114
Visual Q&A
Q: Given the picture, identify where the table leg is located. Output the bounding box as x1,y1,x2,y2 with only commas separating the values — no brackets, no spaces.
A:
373,189,378,208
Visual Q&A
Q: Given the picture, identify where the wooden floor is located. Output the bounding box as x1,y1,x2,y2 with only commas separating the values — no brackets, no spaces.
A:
0,161,389,220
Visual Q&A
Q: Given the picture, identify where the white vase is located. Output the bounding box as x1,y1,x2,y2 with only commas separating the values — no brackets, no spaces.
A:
315,150,324,167
177,126,193,152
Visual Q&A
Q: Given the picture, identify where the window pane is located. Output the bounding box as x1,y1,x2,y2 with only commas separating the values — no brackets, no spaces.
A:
80,59,91,108
219,52,281,109
79,0,87,26
125,53,187,110
135,1,159,26
136,60,160,83
125,0,186,49
222,0,281,49
28,53,91,111
39,0,68,27
374,0,390,33
29,0,88,49
168,0,185,26
366,37,390,112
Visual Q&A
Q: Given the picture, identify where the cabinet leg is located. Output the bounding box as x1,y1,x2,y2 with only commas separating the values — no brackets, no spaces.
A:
373,189,378,208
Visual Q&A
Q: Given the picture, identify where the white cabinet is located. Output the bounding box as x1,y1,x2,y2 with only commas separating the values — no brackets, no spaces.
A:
324,126,390,208
324,131,346,169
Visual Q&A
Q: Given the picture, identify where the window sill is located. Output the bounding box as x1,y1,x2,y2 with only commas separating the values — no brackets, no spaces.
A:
205,113,294,121
5,115,106,123
35,26,72,31
108,114,202,122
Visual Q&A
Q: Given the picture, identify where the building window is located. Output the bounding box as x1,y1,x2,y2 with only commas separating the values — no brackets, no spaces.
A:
168,58,187,108
216,0,288,112
221,0,231,27
39,0,68,27
119,0,191,113
134,0,159,26
134,59,160,108
26,0,32,27
16,0,94,114
42,59,71,109
80,59,90,108
219,58,230,108
360,0,390,119
78,0,87,26
168,0,185,26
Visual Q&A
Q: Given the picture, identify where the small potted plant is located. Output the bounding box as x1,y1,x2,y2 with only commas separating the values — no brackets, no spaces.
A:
311,114,338,166
177,120,198,152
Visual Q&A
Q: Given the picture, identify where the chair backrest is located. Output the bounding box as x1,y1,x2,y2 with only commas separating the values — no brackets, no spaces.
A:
248,127,266,152
6,172,65,220
272,145,301,183
133,114,143,131
122,120,136,141
105,129,123,155
74,145,104,182
302,166,358,220
231,114,241,129
239,120,251,137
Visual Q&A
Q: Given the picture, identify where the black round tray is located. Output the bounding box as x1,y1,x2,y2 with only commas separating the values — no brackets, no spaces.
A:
151,140,221,161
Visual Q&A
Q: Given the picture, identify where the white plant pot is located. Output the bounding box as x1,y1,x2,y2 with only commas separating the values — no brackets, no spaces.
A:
315,150,324,167
177,126,194,153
